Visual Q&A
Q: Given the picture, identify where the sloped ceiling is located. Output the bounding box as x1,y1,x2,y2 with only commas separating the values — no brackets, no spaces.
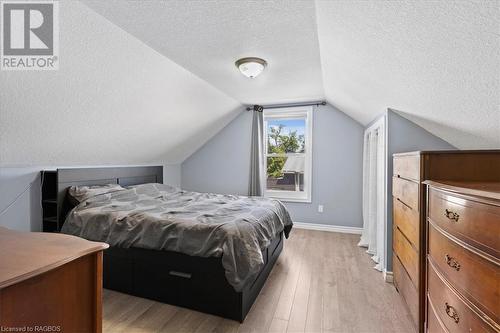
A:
82,0,324,105
316,0,500,149
0,0,240,166
83,0,500,150
1,0,498,168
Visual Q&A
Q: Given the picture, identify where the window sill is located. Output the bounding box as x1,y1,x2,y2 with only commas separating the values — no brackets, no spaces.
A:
266,196,312,203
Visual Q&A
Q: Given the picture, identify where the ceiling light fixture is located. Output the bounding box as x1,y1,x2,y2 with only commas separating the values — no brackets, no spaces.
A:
235,57,267,79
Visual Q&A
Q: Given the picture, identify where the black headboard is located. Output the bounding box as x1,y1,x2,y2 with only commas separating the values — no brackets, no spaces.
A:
56,166,163,226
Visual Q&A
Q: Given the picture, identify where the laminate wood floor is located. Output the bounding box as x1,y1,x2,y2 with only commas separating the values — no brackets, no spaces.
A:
103,229,416,333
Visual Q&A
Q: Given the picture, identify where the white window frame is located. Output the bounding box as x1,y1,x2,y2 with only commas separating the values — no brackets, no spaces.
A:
263,106,313,203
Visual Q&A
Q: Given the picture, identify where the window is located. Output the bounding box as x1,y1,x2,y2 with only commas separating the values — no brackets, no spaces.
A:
263,106,312,202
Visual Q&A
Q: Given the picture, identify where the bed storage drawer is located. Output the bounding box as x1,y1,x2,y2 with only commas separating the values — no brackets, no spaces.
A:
248,232,282,289
104,246,241,319
133,248,240,317
102,232,285,322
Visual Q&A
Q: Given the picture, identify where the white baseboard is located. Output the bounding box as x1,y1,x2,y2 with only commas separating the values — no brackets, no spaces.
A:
383,270,393,283
293,222,362,235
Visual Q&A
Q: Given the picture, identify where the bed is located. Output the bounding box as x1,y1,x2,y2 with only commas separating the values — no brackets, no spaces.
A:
51,166,292,322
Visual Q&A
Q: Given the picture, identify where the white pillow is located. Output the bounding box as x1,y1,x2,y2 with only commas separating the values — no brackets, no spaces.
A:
68,184,125,203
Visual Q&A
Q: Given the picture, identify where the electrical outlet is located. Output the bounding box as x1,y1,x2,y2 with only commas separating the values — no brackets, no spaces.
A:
318,205,324,213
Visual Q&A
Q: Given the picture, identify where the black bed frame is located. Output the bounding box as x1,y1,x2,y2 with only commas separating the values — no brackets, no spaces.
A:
104,232,283,322
44,166,284,322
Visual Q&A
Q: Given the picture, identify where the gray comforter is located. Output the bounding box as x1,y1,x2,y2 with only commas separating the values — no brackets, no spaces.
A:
61,183,293,291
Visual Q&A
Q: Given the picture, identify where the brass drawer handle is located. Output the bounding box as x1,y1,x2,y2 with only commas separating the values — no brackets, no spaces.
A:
445,302,460,323
445,254,461,271
444,209,460,222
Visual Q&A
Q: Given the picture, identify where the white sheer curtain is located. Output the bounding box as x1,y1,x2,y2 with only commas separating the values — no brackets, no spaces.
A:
358,121,386,272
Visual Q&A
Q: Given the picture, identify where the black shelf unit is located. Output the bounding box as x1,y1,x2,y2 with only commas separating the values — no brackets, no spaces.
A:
41,170,59,232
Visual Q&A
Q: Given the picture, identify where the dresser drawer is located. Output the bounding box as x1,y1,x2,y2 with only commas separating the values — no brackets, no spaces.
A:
394,255,419,326
427,297,448,333
428,222,500,321
393,197,420,250
428,188,500,258
394,226,419,287
393,176,420,211
394,154,421,181
427,262,496,333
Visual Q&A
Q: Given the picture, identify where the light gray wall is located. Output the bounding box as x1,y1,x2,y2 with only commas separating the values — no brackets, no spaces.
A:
384,109,456,271
0,164,181,232
182,104,365,228
0,168,43,231
182,110,252,194
163,164,182,188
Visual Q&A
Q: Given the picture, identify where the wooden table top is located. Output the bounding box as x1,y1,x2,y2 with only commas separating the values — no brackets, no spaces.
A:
0,227,108,289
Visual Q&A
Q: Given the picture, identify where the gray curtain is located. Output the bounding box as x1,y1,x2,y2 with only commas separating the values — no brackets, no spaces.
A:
248,109,264,196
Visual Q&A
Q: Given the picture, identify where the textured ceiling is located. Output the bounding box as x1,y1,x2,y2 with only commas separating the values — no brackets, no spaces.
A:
316,0,500,148
2,0,497,168
0,1,240,166
82,0,324,105
83,0,500,149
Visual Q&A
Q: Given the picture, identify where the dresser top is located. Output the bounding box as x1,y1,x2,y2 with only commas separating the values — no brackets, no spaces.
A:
424,180,500,201
0,227,108,289
393,149,500,157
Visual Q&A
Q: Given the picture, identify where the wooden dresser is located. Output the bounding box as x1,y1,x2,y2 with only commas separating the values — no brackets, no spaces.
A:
392,150,500,332
424,181,499,333
0,227,108,332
